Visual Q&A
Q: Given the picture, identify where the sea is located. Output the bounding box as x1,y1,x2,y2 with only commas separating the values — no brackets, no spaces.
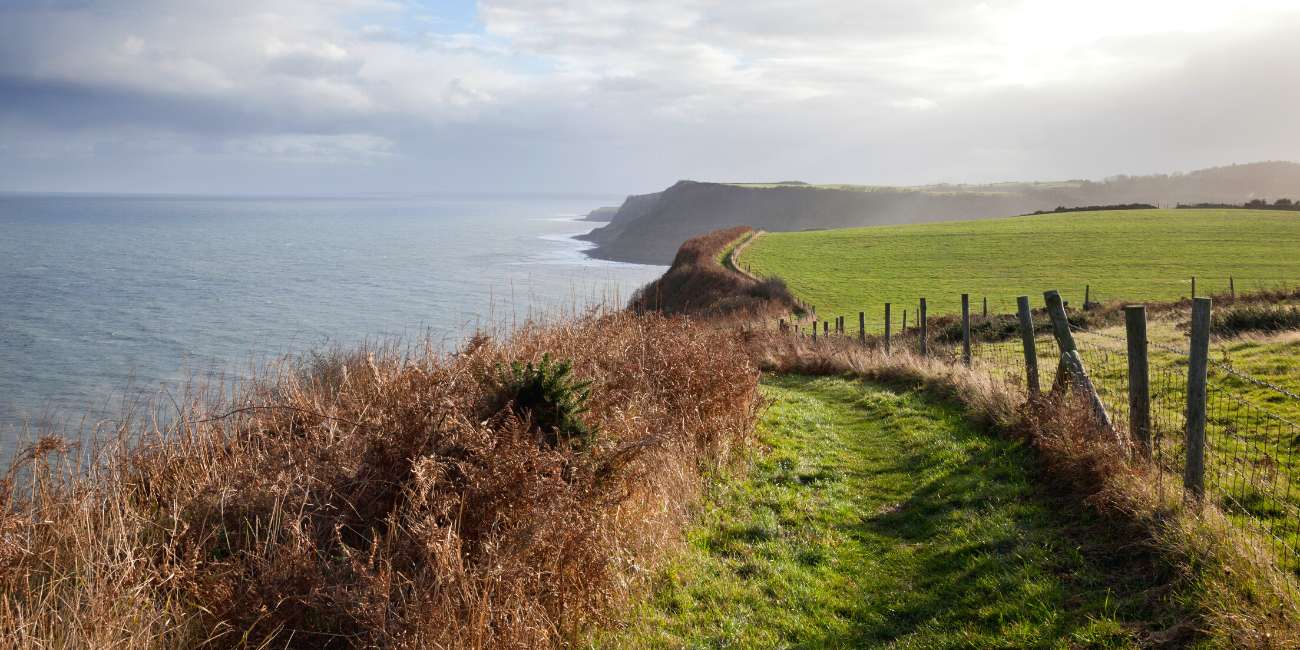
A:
0,193,663,461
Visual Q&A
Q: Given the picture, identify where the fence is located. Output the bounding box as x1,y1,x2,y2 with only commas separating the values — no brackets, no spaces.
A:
780,289,1300,573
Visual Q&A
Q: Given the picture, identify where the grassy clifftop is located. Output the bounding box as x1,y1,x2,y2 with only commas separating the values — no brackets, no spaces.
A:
629,226,799,317
740,208,1300,326
581,162,1300,265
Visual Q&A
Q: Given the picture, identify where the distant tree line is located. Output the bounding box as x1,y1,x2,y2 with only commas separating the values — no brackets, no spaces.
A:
1177,198,1300,211
1026,203,1157,215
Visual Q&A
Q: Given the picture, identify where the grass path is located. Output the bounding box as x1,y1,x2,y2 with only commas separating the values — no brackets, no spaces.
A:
593,375,1183,648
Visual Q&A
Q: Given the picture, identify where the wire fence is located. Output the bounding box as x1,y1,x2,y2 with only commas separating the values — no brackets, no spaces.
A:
783,291,1300,573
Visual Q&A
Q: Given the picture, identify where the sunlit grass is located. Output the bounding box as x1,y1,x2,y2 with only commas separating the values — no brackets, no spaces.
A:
741,209,1300,327
592,375,1169,648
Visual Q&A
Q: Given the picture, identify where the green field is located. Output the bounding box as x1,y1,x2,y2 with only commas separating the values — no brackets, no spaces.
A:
740,209,1300,327
592,376,1181,647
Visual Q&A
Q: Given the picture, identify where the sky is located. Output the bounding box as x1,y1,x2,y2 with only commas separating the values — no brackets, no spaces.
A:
2,0,1299,195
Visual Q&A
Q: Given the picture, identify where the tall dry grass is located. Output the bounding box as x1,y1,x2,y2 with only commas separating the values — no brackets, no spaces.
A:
747,330,1300,647
0,309,760,649
629,226,798,318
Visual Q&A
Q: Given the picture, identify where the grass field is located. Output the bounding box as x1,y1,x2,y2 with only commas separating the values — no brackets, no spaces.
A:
740,209,1300,327
592,375,1185,648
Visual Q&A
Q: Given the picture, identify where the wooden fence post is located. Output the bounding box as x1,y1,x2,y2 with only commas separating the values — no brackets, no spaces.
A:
1016,296,1039,398
884,303,892,353
1043,290,1119,439
961,293,972,367
902,309,907,332
1043,290,1077,353
1125,305,1151,459
982,296,988,318
812,322,817,341
858,311,865,343
1191,276,1196,298
824,320,829,336
1185,297,1212,500
1084,284,1090,309
919,298,928,356
1230,276,1235,299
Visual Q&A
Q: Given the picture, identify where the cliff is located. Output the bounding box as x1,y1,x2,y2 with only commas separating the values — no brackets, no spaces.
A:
581,161,1300,264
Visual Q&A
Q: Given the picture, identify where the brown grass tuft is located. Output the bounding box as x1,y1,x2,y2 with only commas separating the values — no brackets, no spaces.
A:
0,309,760,649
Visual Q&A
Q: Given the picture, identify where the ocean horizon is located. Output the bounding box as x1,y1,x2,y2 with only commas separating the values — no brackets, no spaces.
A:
0,193,664,459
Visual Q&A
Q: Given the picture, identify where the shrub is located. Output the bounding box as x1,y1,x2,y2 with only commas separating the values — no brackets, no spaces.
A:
1211,304,1300,337
499,353,596,448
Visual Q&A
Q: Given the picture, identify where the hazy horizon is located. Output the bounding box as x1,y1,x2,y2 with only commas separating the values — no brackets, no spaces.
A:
3,1,1300,196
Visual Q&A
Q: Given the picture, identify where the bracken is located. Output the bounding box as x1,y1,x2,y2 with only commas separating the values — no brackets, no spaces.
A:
0,308,760,649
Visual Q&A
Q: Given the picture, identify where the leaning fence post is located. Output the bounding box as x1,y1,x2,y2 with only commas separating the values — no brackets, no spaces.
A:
961,293,972,367
1185,297,1212,500
1044,290,1119,440
1043,290,1077,352
1125,305,1152,459
858,311,865,343
884,303,892,353
919,298,928,356
1016,297,1039,398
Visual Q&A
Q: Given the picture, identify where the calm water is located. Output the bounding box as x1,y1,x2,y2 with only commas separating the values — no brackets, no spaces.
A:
0,194,662,457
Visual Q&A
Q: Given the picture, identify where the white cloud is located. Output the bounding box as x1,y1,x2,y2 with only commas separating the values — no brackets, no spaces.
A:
1,0,1299,193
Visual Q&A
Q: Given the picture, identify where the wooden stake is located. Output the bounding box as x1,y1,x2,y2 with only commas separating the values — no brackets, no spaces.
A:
1016,296,1039,398
884,303,892,353
919,298,928,356
1125,305,1151,459
1185,297,1212,500
961,293,972,367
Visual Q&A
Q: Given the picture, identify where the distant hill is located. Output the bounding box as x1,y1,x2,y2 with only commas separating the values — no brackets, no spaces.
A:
579,162,1300,264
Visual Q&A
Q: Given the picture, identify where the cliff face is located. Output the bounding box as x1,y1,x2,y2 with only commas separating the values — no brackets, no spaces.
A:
580,181,1040,264
581,162,1300,264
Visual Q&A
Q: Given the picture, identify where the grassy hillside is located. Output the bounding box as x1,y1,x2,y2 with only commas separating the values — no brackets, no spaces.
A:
740,208,1300,327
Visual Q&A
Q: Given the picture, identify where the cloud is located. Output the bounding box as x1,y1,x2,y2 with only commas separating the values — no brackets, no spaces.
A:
1,0,1299,193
